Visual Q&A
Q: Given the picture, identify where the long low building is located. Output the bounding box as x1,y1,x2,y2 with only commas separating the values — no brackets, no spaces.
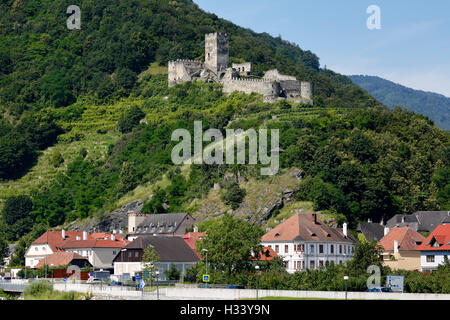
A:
113,236,200,280
261,213,355,272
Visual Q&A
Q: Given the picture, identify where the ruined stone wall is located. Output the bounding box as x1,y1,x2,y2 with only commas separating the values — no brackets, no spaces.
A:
222,78,280,102
263,69,297,82
232,62,252,76
168,59,204,87
205,33,229,74
279,80,302,99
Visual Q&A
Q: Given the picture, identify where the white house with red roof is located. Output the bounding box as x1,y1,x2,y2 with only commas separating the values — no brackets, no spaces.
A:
25,230,129,271
416,223,450,272
261,213,355,273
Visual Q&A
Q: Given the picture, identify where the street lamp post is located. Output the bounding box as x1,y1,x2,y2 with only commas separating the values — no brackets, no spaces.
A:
202,249,208,288
155,270,160,300
50,264,54,282
255,265,260,300
344,276,349,300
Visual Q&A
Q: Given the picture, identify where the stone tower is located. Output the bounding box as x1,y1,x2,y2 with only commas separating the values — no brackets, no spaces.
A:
204,32,229,75
301,82,313,101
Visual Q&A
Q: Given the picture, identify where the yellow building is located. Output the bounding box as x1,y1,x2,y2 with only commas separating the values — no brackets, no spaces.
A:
378,226,425,271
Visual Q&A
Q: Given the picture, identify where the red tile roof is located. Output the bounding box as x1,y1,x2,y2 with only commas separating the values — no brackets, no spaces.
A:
250,246,278,261
34,252,90,268
261,213,353,243
378,227,425,251
182,232,207,259
416,224,450,251
32,231,129,251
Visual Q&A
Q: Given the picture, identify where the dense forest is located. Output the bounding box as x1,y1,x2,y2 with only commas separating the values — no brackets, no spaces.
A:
350,75,450,130
0,0,448,246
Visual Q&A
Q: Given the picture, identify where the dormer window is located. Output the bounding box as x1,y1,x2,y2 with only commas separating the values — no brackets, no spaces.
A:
275,233,280,237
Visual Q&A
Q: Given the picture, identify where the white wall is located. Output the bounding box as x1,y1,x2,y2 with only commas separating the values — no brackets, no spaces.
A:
420,251,450,271
25,244,53,268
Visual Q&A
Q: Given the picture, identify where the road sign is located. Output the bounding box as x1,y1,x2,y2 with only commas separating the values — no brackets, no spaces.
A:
386,275,404,292
203,274,210,283
89,272,94,277
135,274,141,280
63,278,67,282
142,270,150,279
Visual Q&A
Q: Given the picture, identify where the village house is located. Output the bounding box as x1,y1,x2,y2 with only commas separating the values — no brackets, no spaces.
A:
25,230,128,271
378,226,425,271
113,235,200,280
34,252,92,269
261,213,355,273
386,211,450,233
416,223,450,273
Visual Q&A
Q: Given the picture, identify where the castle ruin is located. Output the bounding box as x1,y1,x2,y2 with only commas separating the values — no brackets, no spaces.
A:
168,33,313,104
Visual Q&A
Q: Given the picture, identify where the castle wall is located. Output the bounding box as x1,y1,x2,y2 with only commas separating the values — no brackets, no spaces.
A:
263,69,297,82
300,81,313,101
222,78,280,102
168,59,204,87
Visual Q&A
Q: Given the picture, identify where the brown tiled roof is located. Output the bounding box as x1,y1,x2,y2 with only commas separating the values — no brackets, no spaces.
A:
62,239,129,249
378,227,425,251
34,252,90,268
261,213,354,243
416,224,450,251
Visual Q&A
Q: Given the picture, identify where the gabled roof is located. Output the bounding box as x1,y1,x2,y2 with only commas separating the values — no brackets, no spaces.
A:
134,213,194,235
261,213,354,243
416,224,450,251
357,222,385,242
387,212,450,232
31,231,129,252
32,231,87,252
116,236,200,263
182,232,207,259
250,246,278,261
378,227,425,251
34,252,91,269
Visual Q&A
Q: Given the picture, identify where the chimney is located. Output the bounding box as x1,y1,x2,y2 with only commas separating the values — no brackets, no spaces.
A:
394,240,399,254
343,223,348,237
111,234,116,241
76,236,81,240
83,231,87,240
401,215,405,224
193,225,199,233
62,229,66,240
384,227,390,236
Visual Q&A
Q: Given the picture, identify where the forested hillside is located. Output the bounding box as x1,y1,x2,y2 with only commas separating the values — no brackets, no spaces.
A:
350,75,450,130
0,0,448,246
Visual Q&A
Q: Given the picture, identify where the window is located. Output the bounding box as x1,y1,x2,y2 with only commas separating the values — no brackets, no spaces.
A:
319,245,324,254
319,260,324,267
128,252,132,258
330,245,334,254
135,252,139,258
275,245,279,253
284,245,289,254
310,260,315,269
310,245,314,254
339,245,343,254
35,247,38,251
295,244,305,252
426,255,435,263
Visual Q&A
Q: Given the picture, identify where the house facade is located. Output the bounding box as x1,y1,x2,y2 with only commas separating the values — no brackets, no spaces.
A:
416,224,450,272
261,213,355,273
378,226,425,271
113,236,200,280
25,230,128,270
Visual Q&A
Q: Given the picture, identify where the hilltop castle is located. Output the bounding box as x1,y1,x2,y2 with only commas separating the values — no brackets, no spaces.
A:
168,33,313,104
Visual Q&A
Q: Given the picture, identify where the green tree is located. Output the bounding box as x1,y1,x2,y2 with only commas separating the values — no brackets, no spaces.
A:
346,241,383,276
0,236,8,267
197,214,263,279
142,244,160,283
220,182,246,210
118,106,145,134
49,150,64,167
164,264,181,281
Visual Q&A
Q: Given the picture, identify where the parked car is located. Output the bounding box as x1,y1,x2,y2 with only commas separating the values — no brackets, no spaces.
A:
226,285,245,289
108,281,123,287
2,277,12,282
366,287,393,292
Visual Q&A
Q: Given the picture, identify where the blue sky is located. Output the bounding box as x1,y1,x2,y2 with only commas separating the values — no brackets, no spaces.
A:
194,0,450,97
